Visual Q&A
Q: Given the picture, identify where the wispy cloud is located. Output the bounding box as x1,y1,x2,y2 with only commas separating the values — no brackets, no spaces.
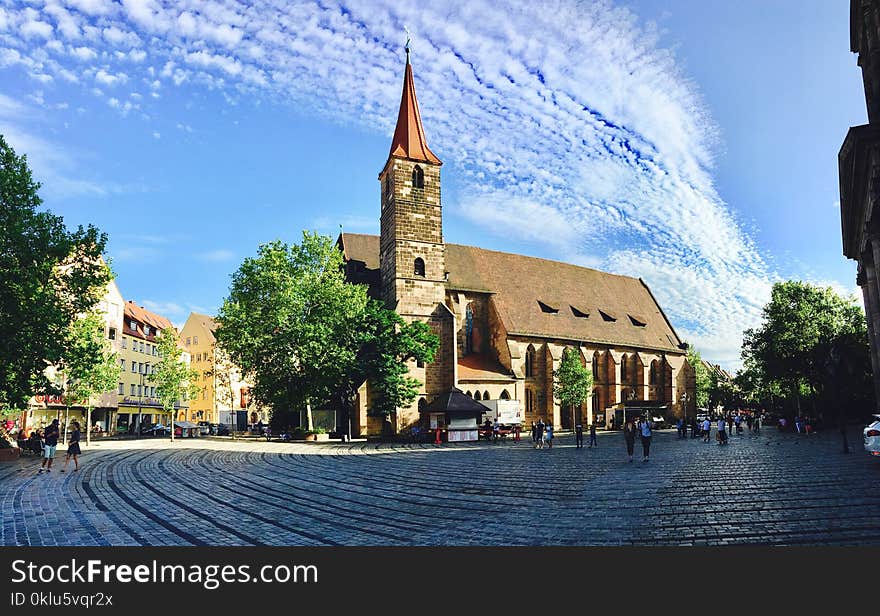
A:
0,0,787,367
196,249,235,262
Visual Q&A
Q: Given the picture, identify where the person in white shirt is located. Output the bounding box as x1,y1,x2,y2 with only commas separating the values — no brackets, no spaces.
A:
702,418,711,443
717,417,728,445
638,417,653,462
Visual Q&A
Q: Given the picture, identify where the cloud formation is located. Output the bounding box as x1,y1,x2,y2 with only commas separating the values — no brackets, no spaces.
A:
0,0,782,367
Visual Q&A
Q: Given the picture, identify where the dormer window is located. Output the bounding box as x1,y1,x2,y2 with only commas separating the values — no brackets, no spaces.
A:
412,165,424,189
414,258,425,277
537,301,559,314
599,310,616,322
570,306,589,318
628,314,647,327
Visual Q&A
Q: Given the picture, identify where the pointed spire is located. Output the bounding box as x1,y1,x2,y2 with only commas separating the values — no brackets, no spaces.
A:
387,39,442,166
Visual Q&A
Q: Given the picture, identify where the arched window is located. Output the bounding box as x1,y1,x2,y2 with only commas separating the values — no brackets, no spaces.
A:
474,391,482,401
525,389,534,415
465,304,474,354
525,345,536,377
592,354,599,381
414,258,425,277
649,360,657,385
500,389,511,400
465,390,473,398
483,391,490,400
418,397,427,411
620,354,628,382
412,165,424,188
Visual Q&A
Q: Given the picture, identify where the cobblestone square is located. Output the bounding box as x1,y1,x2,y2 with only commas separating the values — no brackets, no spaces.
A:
2,428,879,546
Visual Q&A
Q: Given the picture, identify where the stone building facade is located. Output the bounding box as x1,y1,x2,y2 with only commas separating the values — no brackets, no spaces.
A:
340,48,695,436
841,0,880,408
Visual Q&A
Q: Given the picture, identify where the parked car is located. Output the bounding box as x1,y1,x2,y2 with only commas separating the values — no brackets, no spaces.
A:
197,421,211,435
147,423,170,436
864,415,880,457
212,423,230,436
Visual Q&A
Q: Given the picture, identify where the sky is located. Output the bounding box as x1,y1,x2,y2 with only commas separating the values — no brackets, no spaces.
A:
0,0,867,371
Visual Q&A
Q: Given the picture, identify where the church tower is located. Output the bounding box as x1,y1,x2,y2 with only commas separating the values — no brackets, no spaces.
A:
378,44,454,420
378,43,446,318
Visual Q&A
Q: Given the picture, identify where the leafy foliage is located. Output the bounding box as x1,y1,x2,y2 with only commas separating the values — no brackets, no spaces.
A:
739,281,872,420
685,345,711,408
153,327,200,427
552,347,593,410
216,232,439,434
0,134,111,409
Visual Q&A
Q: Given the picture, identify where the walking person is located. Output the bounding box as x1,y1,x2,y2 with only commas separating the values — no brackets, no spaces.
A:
575,422,584,449
544,422,554,449
623,419,637,462
60,421,82,472
638,416,653,462
726,415,733,436
717,416,728,445
37,418,60,474
754,414,761,433
535,419,545,449
734,414,743,435
588,422,598,448
531,421,538,444
702,417,712,442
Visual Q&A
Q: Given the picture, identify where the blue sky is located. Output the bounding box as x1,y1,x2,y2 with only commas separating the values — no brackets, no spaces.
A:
0,0,866,370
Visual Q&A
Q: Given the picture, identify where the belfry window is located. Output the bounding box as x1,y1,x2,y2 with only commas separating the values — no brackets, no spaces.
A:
412,165,424,188
414,258,425,277
525,345,536,377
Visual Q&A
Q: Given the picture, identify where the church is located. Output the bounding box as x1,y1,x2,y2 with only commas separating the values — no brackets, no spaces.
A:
338,46,696,436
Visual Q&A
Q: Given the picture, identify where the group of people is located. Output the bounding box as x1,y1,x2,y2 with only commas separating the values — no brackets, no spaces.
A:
29,418,83,473
622,417,654,462
574,422,598,448
530,419,555,448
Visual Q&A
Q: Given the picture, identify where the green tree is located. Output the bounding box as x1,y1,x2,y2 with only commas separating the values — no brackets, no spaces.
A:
685,345,711,408
741,280,872,424
553,347,593,426
217,232,439,439
0,134,111,410
63,311,122,446
153,327,199,443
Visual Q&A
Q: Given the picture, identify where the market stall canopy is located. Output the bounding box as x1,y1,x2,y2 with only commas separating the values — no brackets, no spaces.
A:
174,421,199,429
421,388,491,417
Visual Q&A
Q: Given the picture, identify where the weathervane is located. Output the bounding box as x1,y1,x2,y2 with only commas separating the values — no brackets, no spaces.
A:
404,26,411,62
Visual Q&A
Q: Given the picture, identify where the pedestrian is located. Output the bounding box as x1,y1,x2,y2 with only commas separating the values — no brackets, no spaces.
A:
623,419,636,462
38,418,60,473
531,421,538,444
746,415,753,432
535,419,545,449
676,417,683,439
514,424,521,441
544,422,554,449
575,422,584,449
638,416,653,461
589,422,598,448
61,421,82,472
754,414,761,433
717,417,727,445
702,417,712,442
734,414,743,435
493,417,500,442
726,415,733,435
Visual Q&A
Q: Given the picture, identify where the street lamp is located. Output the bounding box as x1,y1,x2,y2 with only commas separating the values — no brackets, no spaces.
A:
681,391,689,424
136,371,144,438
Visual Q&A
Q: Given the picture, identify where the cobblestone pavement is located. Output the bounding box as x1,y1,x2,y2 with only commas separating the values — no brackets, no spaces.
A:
2,427,879,546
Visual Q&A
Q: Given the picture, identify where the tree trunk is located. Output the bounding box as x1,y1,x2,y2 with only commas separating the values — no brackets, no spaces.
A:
306,399,313,432
86,406,92,447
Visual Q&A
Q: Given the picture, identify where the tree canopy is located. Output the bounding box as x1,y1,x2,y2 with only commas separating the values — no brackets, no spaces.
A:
740,280,872,420
153,327,200,441
0,134,111,409
553,347,593,419
685,345,711,408
216,232,438,436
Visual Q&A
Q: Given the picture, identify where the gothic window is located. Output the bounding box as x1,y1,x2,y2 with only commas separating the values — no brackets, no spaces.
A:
592,354,599,381
465,304,474,354
621,355,628,382
483,390,490,400
412,165,424,188
474,391,482,401
649,360,657,385
525,345,536,377
525,389,533,415
414,258,425,277
465,390,473,398
500,390,511,400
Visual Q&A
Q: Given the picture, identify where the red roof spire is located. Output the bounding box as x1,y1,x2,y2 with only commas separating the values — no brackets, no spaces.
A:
387,43,442,166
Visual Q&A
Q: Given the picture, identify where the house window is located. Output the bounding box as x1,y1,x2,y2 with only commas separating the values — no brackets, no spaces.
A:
414,258,425,277
412,165,424,188
130,384,136,396
108,327,116,340
138,385,142,397
139,341,145,353
130,319,137,330
186,337,191,346
193,336,198,344
122,338,127,349
118,383,124,395
144,325,150,336
120,359,125,370
131,362,136,373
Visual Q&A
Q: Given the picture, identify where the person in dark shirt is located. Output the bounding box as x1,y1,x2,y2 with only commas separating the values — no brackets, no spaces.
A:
61,421,82,472
575,423,584,448
38,419,60,473
588,422,598,448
